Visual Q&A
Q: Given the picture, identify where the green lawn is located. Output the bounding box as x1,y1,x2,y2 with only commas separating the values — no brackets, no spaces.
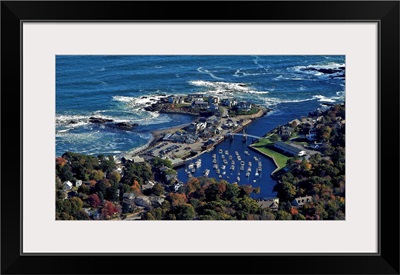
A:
175,103,190,108
252,138,291,169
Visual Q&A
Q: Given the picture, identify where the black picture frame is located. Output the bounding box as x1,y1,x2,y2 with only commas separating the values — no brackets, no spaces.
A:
1,1,399,274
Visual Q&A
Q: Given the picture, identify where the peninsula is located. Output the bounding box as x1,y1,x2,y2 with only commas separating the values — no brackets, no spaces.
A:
123,93,269,166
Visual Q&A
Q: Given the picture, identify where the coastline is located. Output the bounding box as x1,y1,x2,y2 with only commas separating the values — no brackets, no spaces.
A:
120,106,268,164
119,122,192,160
248,144,281,175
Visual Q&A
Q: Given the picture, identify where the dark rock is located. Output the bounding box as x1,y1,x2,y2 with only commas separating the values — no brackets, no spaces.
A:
68,120,78,124
141,96,148,99
89,117,114,124
108,122,139,131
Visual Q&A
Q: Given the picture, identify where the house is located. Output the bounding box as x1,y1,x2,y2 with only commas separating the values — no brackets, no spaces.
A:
141,181,155,191
132,156,145,163
134,195,152,209
63,181,73,191
196,122,207,132
291,196,313,208
122,192,137,212
206,115,220,126
168,96,185,104
189,93,204,101
209,103,219,111
289,119,301,127
307,129,319,141
75,180,82,187
83,208,100,220
150,196,165,207
236,101,252,111
278,126,293,137
221,98,238,107
208,96,219,104
168,96,177,104
274,141,306,156
191,101,209,110
258,198,279,211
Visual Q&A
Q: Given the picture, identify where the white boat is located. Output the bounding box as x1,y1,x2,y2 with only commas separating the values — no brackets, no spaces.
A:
240,161,245,166
235,151,239,155
254,156,258,161
237,177,241,182
223,159,228,164
244,151,250,156
188,163,194,169
246,172,250,177
248,162,252,167
213,164,218,169
237,156,241,161
240,165,244,171
204,169,210,176
230,165,235,170
255,171,259,177
229,155,233,160
222,171,226,175
195,159,202,167
221,155,225,159
247,167,251,172
216,169,220,174
221,165,226,170
219,149,223,154
231,160,235,165
225,150,229,155
212,154,216,158
191,168,196,173
212,159,217,163
219,175,222,178
188,173,192,178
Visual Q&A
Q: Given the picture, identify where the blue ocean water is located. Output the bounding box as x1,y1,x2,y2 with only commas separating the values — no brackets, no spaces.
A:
56,55,345,199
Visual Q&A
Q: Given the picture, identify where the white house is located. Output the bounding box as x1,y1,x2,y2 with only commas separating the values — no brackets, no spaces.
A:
208,96,219,104
291,196,313,208
236,101,252,111
75,180,82,187
63,181,73,191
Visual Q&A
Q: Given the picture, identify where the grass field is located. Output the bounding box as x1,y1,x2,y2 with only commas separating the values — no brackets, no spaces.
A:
251,138,291,170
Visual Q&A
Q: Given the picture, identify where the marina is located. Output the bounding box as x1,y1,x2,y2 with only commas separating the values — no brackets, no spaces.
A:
179,133,275,199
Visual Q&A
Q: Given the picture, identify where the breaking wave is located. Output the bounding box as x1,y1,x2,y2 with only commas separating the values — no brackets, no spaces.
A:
291,62,345,79
189,80,269,96
197,67,224,80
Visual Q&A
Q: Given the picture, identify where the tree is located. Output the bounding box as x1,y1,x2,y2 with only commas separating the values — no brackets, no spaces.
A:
174,204,195,220
152,184,165,196
107,171,121,184
101,200,120,219
88,194,101,208
274,181,296,202
269,134,279,142
90,170,104,181
95,179,110,196
276,210,292,220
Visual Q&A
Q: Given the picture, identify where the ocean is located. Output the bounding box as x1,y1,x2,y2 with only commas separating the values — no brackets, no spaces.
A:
56,55,345,199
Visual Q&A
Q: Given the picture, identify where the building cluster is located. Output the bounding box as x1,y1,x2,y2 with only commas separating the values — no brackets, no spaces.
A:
165,94,253,115
258,195,314,212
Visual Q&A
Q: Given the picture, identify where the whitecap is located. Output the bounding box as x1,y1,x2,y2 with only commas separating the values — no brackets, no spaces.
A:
196,67,224,80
